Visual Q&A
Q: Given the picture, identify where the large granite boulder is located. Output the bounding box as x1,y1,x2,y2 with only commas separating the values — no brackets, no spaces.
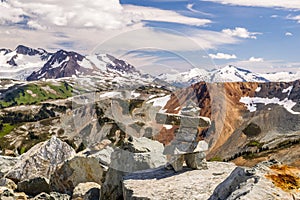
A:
6,136,76,182
50,156,104,195
101,137,166,200
110,137,166,173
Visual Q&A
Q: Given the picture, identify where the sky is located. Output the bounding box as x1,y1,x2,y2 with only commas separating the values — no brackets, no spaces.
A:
1,0,300,75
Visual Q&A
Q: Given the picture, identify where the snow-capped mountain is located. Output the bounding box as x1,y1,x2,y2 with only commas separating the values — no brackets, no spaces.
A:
0,45,51,80
158,65,300,86
211,65,268,82
0,45,142,81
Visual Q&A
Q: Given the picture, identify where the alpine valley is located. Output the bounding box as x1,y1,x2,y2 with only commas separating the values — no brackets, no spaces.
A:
0,45,299,199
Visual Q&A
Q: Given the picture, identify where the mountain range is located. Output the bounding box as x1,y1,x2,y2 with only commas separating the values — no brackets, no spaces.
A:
0,45,140,81
0,45,299,86
157,65,300,86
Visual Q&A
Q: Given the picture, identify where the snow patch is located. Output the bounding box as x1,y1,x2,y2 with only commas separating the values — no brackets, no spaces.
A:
240,96,300,114
282,86,293,96
147,95,171,107
163,125,173,130
255,87,261,92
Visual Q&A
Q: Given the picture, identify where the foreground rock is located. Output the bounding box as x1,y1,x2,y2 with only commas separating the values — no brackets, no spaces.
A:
101,137,166,200
6,136,76,182
123,161,300,200
72,182,101,200
210,162,300,200
50,156,104,194
32,192,71,200
0,156,19,177
123,162,236,200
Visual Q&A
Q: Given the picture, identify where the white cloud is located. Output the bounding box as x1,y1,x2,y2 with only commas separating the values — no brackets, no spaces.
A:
270,15,278,18
0,0,239,60
249,57,264,62
287,15,300,23
203,0,300,10
209,53,237,59
124,5,211,26
1,0,211,31
186,3,214,16
285,32,293,36
222,27,261,39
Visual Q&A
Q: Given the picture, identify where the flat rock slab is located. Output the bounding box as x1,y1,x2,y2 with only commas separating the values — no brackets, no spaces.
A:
123,162,236,200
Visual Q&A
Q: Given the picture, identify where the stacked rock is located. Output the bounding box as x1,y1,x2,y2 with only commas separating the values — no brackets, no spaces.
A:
156,103,211,172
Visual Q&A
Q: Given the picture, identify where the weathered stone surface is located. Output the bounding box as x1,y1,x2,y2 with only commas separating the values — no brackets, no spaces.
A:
78,145,114,169
168,155,185,172
50,156,104,195
0,156,19,177
0,178,17,190
110,137,166,173
31,192,51,200
123,161,300,200
100,168,123,200
209,163,300,200
72,182,101,200
185,152,207,170
17,177,50,196
0,187,15,200
6,136,76,182
123,162,236,200
49,192,71,200
0,187,28,200
101,137,166,200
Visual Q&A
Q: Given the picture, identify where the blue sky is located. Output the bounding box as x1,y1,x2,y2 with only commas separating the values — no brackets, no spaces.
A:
1,0,300,74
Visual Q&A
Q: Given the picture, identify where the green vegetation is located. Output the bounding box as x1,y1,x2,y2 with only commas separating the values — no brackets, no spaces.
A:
209,156,223,162
247,140,264,148
0,123,17,138
0,82,73,108
20,146,26,154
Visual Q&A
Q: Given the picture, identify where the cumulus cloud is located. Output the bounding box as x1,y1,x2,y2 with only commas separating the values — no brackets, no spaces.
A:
1,0,211,30
287,15,300,23
222,27,261,39
285,32,293,36
209,53,237,59
203,0,300,10
0,0,239,58
249,57,264,62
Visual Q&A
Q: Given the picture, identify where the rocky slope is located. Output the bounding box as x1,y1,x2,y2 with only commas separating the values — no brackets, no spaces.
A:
157,80,300,167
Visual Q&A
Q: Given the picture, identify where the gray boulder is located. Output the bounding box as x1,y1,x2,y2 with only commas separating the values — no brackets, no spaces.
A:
101,137,166,200
110,137,166,173
6,136,76,182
